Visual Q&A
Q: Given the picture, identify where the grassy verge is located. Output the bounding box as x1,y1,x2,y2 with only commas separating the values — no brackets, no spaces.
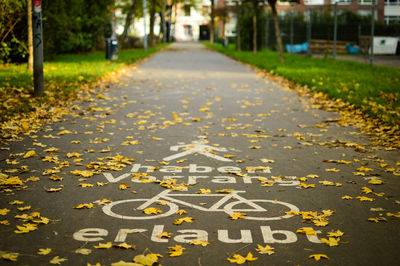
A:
0,44,168,123
204,43,400,126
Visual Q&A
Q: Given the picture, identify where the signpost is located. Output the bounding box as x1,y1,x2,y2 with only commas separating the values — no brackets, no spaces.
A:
33,0,44,97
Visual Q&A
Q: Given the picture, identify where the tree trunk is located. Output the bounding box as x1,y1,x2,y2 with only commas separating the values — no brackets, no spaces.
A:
162,0,167,43
149,0,156,47
27,0,33,72
236,1,241,51
252,3,257,55
120,0,138,48
210,0,215,43
270,3,284,62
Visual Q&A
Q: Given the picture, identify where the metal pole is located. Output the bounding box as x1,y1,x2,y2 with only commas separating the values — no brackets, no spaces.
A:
143,0,148,51
333,1,338,59
290,11,294,53
33,0,44,97
307,9,312,56
370,0,376,65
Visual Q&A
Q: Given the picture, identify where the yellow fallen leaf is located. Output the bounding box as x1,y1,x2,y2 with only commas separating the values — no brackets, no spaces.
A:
74,248,92,255
0,208,10,215
168,245,185,257
174,217,193,225
227,252,257,264
190,239,210,246
299,183,315,189
356,196,374,202
387,212,400,218
176,209,187,215
74,203,94,209
296,228,317,236
94,242,112,249
17,206,31,211
309,254,329,261
368,179,383,185
37,248,52,255
325,168,340,172
319,180,335,186
255,244,275,255
321,237,340,247
157,232,173,239
327,230,344,237
143,207,163,215
2,253,18,261
23,150,36,159
133,253,163,266
342,195,353,200
113,242,135,249
307,174,319,178
230,212,247,220
196,189,211,194
49,256,67,264
79,183,94,188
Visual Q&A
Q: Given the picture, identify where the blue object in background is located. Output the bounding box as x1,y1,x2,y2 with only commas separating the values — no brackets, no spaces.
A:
286,42,308,53
346,43,360,54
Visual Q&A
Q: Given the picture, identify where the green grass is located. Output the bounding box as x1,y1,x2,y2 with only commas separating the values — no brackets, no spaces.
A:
204,43,400,126
0,44,168,121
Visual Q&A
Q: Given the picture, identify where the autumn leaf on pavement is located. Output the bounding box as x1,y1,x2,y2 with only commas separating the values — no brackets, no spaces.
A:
0,208,10,215
113,242,136,249
387,212,400,218
14,223,38,233
74,248,92,255
45,186,63,192
356,196,374,202
157,232,173,239
299,183,315,189
176,209,187,215
190,239,210,246
143,207,163,215
319,180,335,186
296,228,317,236
229,212,247,220
255,244,275,255
168,245,185,257
368,217,387,223
1,253,18,261
327,230,344,237
23,150,36,159
133,253,163,266
321,237,340,247
227,252,258,264
174,217,193,225
325,168,340,172
94,242,112,249
309,254,329,261
37,248,52,255
49,256,68,264
74,203,94,209
368,179,383,185
196,188,211,194
342,195,353,200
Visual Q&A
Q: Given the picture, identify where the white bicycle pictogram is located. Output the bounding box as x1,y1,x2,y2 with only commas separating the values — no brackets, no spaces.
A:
102,190,299,221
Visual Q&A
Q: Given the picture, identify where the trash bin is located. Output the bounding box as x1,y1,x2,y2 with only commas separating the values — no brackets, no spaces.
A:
106,38,118,61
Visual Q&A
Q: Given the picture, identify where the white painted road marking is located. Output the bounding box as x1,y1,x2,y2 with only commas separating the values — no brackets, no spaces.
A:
102,189,299,220
163,141,233,162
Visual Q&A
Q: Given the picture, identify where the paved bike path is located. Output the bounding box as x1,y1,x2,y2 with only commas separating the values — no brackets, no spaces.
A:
0,42,399,265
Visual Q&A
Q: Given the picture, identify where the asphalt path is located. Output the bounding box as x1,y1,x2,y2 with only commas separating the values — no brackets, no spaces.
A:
1,42,399,265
